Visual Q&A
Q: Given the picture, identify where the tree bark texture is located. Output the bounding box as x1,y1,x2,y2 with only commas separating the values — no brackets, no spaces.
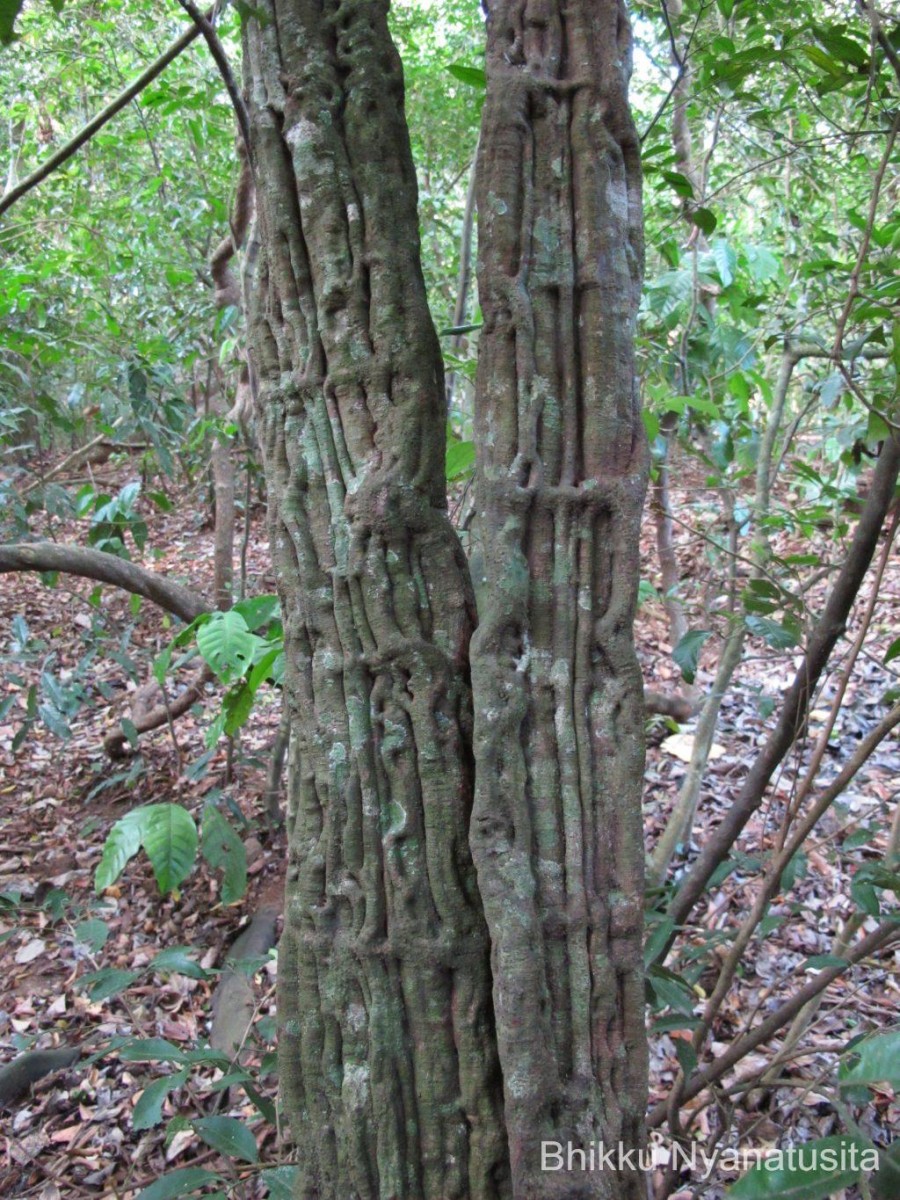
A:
468,3,648,1198
241,3,508,1197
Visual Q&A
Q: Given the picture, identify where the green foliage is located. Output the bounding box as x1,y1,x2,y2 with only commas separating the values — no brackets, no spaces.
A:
94,797,249,902
725,1136,875,1199
672,629,711,684
193,1116,259,1163
95,803,198,896
839,1028,900,1089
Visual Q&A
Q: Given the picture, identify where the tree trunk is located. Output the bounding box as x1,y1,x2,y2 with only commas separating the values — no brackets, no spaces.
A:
241,4,507,1197
468,3,648,1198
241,1,648,1197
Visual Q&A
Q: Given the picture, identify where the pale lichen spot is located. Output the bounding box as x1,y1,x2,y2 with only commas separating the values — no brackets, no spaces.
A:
285,117,317,150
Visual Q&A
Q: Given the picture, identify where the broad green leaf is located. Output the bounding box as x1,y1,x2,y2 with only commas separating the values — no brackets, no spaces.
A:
133,1067,189,1131
151,946,209,980
116,1038,190,1064
447,63,485,89
802,45,845,78
884,636,900,665
135,1167,223,1200
643,916,675,967
713,238,737,288
74,919,109,953
262,1166,300,1199
815,29,868,68
197,610,256,683
246,646,283,695
874,1142,900,1200
95,808,145,892
660,170,695,199
141,804,198,895
646,965,696,1015
691,207,717,235
745,615,800,650
673,630,711,685
193,1116,259,1163
232,594,280,632
840,1029,900,1088
726,1135,874,1198
446,439,476,481
222,681,256,736
81,967,140,1001
201,805,248,905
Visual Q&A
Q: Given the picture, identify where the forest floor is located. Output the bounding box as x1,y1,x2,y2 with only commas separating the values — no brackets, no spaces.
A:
0,446,898,1199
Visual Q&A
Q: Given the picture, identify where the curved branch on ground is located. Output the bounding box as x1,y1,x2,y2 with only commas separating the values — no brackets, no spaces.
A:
103,664,214,760
0,542,209,625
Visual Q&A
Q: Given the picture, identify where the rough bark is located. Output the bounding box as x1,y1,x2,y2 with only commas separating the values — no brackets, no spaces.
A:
241,4,507,1197
468,3,648,1197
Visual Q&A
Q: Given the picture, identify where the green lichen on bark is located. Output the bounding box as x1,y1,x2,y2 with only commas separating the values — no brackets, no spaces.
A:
469,2,649,1197
241,2,508,1196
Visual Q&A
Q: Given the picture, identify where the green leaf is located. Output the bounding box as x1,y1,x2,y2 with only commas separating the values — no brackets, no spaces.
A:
691,207,718,235
447,63,486,89
644,916,675,967
151,946,209,980
726,1135,873,1198
193,1116,259,1164
232,594,280,632
713,238,737,287
660,170,695,199
673,630,711,685
81,967,140,1001
246,646,283,695
646,965,696,1015
745,615,800,650
262,1166,300,1199
802,45,845,78
133,1067,189,1131
874,1142,900,1200
197,610,256,683
201,805,248,905
840,1028,900,1087
116,1038,189,1064
222,681,256,737
140,804,198,895
884,636,900,665
446,439,476,482
135,1167,223,1200
815,29,868,68
74,919,109,953
120,717,140,750
95,808,145,892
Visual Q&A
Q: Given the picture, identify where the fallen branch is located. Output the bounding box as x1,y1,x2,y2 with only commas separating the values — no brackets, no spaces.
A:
0,542,213,756
104,664,214,760
0,542,208,624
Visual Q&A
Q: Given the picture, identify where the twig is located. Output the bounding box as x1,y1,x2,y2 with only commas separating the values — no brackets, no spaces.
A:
175,0,252,160
0,15,209,218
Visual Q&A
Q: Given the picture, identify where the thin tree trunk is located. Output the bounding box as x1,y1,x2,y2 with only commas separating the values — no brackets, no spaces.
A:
651,410,689,652
241,5,507,1197
469,3,648,1197
446,138,479,410
662,431,900,941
